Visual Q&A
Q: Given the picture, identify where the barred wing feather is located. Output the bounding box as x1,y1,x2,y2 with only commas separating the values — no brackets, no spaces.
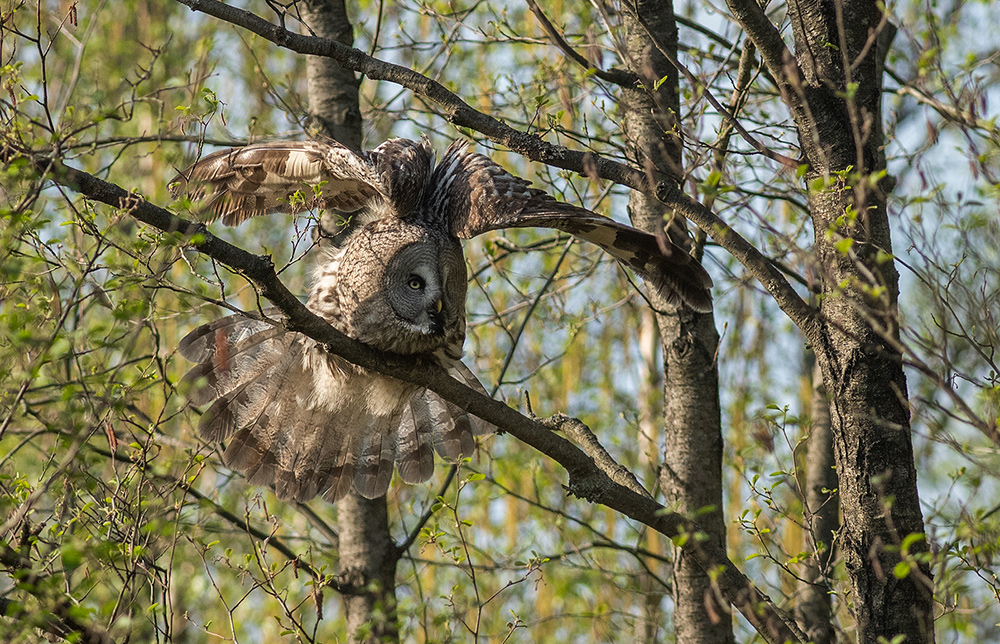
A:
432,142,714,312
179,314,487,502
169,140,384,225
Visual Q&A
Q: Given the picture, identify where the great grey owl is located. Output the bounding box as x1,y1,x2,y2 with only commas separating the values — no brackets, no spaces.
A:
172,137,713,503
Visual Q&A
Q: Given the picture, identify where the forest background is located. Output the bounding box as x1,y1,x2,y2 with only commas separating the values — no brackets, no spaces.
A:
2,0,999,642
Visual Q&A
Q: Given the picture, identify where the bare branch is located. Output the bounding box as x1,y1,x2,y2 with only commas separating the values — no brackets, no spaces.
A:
656,182,818,335
525,0,640,88
542,413,652,500
723,0,798,95
623,1,800,169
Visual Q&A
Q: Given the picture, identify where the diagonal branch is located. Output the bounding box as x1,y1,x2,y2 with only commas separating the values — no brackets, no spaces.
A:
17,151,806,644
525,0,640,88
173,0,642,187
656,182,817,335
722,0,797,95
622,0,798,169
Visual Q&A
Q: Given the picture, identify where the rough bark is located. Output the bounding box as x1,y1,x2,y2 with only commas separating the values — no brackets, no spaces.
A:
298,1,400,641
336,493,399,642
810,178,933,643
795,359,839,644
619,3,732,642
300,0,363,144
800,11,933,642
724,0,934,639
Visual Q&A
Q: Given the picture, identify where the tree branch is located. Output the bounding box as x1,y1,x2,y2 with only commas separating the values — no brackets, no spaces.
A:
525,0,640,88
722,0,797,95
16,152,806,644
0,542,116,644
656,182,818,335
623,0,799,169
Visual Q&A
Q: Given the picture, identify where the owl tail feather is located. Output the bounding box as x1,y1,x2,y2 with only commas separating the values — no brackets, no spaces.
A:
180,315,492,503
351,430,397,499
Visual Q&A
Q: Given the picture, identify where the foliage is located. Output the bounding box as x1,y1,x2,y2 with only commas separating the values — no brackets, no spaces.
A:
2,0,999,642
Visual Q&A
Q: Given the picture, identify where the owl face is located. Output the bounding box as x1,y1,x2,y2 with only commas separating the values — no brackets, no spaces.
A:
384,241,449,337
324,219,466,356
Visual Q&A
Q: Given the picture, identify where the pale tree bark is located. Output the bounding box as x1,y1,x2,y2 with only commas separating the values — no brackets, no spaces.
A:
301,0,363,143
795,358,839,644
723,0,935,640
298,1,400,641
635,308,665,643
619,3,732,642
335,493,399,642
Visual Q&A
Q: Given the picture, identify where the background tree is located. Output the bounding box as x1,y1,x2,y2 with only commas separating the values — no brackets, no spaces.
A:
2,0,1000,643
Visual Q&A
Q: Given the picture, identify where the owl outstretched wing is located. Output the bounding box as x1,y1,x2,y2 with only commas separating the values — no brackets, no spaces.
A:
430,142,714,313
173,136,710,502
169,139,385,226
179,313,490,502
169,138,437,228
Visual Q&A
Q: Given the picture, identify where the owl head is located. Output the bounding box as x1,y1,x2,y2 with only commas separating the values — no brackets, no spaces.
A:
330,218,467,356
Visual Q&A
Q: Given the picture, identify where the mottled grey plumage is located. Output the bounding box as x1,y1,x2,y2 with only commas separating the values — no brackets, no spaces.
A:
173,137,712,503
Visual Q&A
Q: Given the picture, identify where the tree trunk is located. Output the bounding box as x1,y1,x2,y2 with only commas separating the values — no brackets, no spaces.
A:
635,308,665,643
795,358,839,644
336,493,400,642
778,1,935,640
619,3,732,642
301,0,363,144
298,2,400,642
810,177,934,642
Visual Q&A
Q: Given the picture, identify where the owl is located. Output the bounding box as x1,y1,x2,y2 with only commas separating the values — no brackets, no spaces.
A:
172,137,712,503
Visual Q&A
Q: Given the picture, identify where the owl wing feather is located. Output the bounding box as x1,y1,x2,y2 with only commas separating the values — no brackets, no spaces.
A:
179,313,485,502
432,142,714,313
169,140,386,226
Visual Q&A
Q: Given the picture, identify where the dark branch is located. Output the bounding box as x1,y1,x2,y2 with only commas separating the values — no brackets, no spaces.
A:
525,0,640,88
624,2,799,168
722,0,797,95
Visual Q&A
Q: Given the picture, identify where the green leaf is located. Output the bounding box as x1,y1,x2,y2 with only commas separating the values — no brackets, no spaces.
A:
834,237,855,254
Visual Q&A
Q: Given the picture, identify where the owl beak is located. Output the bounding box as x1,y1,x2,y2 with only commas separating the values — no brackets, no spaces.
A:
428,298,445,335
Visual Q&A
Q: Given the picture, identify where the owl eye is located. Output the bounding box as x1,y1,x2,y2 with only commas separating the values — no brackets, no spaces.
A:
408,275,425,290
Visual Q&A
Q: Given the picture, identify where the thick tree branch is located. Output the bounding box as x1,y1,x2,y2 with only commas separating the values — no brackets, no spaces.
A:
174,0,638,186
541,413,652,500
18,152,806,644
722,0,797,95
